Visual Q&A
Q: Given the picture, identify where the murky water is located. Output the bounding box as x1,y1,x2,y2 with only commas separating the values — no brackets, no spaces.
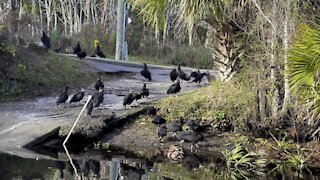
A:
1,146,320,180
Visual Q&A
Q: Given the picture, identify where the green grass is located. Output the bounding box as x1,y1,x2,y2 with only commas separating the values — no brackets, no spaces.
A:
154,81,255,125
0,45,93,100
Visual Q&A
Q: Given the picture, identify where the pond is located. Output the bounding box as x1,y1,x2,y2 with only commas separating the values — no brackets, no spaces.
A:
1,145,320,180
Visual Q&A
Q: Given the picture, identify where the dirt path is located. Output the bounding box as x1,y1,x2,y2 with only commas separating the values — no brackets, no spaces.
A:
0,57,212,156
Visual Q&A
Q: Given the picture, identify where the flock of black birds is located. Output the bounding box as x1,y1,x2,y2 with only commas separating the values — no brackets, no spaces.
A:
147,107,212,152
40,31,106,59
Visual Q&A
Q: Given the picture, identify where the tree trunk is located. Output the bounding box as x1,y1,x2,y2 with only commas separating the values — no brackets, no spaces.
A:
281,0,291,115
201,21,243,81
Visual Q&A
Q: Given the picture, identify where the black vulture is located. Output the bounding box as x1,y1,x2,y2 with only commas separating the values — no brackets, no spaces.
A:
190,69,200,80
56,86,69,105
176,131,204,152
164,118,184,136
152,115,166,126
123,90,134,109
158,125,167,142
177,65,190,81
95,44,106,58
146,106,158,116
167,80,181,94
186,120,207,132
76,50,86,60
169,68,178,82
86,99,94,116
93,88,104,107
94,76,104,91
141,83,149,98
73,42,81,54
69,88,85,103
193,72,208,84
140,63,152,81
132,92,142,102
41,31,51,49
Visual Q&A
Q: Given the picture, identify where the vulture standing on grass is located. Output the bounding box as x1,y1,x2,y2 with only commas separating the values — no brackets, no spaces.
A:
95,44,106,58
167,80,181,94
170,68,178,82
73,42,81,54
56,86,69,105
158,125,167,142
176,131,204,152
123,90,134,109
69,88,85,103
152,115,167,126
177,65,190,81
141,83,149,98
141,63,152,81
41,31,51,49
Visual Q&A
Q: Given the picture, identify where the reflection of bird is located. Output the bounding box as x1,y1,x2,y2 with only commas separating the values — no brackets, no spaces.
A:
182,154,201,171
95,44,106,58
177,65,190,81
41,31,51,49
123,90,134,109
94,76,104,91
56,86,69,105
141,83,149,98
167,80,181,94
89,160,101,178
69,88,85,103
141,63,152,81
170,68,178,82
55,161,65,179
73,42,81,54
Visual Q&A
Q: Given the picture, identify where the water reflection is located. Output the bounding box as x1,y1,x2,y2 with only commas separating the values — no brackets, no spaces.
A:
0,147,320,180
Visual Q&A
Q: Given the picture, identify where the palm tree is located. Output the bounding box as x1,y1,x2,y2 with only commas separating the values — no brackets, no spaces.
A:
132,0,249,81
289,24,320,120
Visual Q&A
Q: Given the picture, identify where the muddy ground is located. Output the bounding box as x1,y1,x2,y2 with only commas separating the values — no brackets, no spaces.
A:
0,56,213,158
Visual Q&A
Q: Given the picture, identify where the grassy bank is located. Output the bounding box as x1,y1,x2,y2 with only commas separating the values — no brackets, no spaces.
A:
0,45,93,101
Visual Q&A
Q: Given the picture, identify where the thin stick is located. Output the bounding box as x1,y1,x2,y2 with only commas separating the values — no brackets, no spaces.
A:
63,95,92,145
62,95,92,180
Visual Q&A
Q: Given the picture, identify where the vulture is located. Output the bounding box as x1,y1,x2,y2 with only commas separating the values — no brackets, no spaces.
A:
123,90,134,109
76,50,86,60
190,69,200,80
177,65,190,81
73,42,81,54
167,80,181,94
152,115,166,126
86,98,94,116
93,88,104,107
164,118,184,136
140,63,152,81
69,88,85,103
146,106,158,116
41,31,51,49
169,68,178,82
158,125,167,142
141,83,149,98
95,44,106,58
56,86,69,105
132,92,142,102
176,131,204,152
94,76,104,91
